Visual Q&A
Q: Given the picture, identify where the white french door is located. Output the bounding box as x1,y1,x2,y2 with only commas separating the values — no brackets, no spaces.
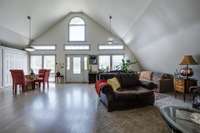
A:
66,55,88,82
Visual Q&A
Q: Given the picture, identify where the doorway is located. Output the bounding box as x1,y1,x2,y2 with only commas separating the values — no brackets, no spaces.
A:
66,55,88,83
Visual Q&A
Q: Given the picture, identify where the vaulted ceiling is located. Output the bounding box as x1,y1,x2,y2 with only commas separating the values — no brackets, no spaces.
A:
1,0,200,80
0,0,152,45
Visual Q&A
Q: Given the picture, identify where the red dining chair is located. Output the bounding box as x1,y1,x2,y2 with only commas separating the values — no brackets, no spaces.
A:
35,69,51,89
10,69,30,94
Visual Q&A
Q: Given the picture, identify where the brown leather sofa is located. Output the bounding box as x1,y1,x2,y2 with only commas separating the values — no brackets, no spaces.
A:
98,73,155,112
139,71,174,93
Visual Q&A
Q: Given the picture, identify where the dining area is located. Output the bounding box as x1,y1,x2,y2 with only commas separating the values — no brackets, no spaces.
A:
10,69,51,95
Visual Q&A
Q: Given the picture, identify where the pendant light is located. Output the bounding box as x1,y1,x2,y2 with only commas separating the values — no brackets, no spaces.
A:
25,16,35,52
107,15,114,45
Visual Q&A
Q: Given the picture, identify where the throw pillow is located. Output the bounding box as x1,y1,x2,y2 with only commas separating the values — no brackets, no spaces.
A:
107,77,121,91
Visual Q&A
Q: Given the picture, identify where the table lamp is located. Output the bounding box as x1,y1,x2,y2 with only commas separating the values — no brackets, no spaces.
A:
179,55,198,79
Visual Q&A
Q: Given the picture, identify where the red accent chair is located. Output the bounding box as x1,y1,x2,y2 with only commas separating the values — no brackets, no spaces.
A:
10,69,31,94
35,69,51,89
95,80,107,95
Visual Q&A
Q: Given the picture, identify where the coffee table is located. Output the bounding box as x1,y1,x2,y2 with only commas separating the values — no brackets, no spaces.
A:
160,106,200,133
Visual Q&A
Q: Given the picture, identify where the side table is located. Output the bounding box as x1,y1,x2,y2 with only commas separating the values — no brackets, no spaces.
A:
55,75,64,84
174,78,197,101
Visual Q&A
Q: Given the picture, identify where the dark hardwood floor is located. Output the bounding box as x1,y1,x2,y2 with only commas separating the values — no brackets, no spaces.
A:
0,84,99,133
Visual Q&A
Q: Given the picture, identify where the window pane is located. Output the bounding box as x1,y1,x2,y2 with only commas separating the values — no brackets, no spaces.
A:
69,26,85,41
73,57,81,74
65,45,89,50
99,45,124,50
84,56,88,70
44,56,55,73
112,55,124,70
30,56,42,74
67,57,70,70
70,17,85,25
99,55,110,71
32,45,56,50
44,55,56,82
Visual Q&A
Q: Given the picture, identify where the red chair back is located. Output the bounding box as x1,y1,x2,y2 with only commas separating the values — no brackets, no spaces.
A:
38,69,46,78
10,69,25,84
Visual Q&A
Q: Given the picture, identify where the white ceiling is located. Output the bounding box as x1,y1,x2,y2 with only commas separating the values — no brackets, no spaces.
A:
0,0,152,45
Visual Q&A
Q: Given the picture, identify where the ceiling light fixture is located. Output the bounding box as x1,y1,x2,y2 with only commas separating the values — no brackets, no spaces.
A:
25,16,35,52
107,15,114,45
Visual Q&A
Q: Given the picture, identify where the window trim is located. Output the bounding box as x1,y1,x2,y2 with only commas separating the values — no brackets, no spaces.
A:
68,16,86,42
98,44,124,50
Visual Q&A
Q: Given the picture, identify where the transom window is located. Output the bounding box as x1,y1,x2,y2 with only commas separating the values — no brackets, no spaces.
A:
98,44,124,50
69,17,85,42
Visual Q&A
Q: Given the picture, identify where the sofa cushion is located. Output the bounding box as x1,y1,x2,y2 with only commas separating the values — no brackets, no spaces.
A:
139,71,152,80
140,80,157,90
114,87,153,100
119,73,140,88
107,77,121,91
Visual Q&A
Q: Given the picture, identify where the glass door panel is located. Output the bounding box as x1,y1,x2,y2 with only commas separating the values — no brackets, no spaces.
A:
43,55,56,82
30,55,42,74
73,57,81,74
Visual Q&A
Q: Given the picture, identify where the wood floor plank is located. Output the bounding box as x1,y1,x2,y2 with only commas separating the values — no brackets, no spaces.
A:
0,84,98,133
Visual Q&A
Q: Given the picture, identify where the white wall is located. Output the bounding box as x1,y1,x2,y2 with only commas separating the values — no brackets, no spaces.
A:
125,0,200,83
0,46,28,87
32,12,139,79
0,26,28,45
0,47,2,88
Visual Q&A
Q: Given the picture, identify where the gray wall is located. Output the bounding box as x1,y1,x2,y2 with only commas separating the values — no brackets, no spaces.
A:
125,0,200,83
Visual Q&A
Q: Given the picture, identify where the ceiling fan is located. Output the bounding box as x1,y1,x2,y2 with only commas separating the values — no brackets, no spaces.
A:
107,15,114,45
25,16,35,52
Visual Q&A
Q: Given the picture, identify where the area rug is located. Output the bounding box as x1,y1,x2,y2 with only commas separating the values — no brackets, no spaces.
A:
95,103,170,133
155,92,168,101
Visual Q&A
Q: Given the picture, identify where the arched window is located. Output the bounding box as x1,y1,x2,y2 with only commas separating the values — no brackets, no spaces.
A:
69,17,85,42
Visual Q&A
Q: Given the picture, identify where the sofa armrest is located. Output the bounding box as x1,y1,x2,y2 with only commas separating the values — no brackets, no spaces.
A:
100,84,115,112
140,80,157,90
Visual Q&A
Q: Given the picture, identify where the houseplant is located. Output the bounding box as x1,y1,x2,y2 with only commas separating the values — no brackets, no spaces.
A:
116,59,137,73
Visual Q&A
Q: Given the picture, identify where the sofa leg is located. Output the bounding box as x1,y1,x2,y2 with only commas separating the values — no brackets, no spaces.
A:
107,103,114,112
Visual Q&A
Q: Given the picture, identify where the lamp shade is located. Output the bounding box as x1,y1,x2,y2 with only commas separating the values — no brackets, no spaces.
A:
179,55,198,65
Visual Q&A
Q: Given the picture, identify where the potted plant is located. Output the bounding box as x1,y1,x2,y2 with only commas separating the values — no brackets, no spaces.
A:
116,59,137,73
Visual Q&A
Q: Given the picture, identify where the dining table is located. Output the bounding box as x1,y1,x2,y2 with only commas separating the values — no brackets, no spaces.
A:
25,74,38,91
